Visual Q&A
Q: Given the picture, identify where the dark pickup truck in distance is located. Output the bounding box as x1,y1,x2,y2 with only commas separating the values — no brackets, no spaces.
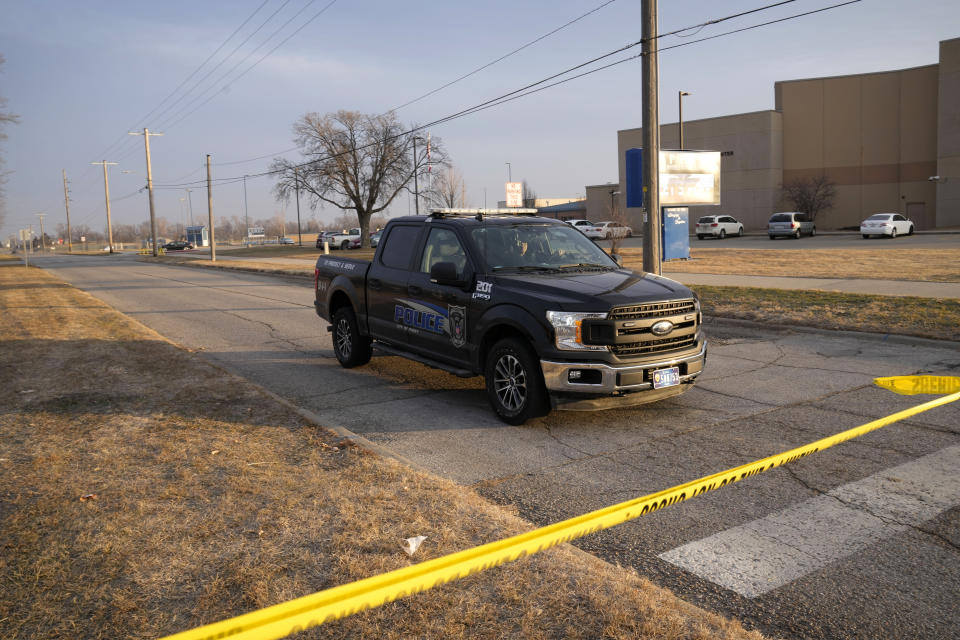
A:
314,209,706,425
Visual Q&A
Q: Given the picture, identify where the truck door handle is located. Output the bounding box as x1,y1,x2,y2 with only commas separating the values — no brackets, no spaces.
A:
408,285,422,296
369,278,382,290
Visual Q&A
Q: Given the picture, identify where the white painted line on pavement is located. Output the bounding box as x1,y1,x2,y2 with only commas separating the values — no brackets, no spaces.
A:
659,445,960,598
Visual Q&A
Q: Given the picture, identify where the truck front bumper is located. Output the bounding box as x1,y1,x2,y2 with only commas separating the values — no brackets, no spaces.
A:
540,342,706,395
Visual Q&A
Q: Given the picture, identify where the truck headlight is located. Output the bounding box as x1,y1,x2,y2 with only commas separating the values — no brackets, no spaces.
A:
546,311,608,351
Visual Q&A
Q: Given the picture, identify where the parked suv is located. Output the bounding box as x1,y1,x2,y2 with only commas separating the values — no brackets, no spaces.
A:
768,212,815,239
696,215,743,240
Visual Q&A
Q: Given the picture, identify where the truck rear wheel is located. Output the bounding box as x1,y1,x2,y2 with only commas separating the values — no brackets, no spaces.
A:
485,337,549,425
332,306,371,368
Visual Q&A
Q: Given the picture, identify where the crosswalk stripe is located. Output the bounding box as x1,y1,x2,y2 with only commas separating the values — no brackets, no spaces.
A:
659,445,960,598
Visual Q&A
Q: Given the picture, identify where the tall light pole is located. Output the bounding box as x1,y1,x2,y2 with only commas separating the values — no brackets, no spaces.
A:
412,137,423,215
129,128,163,256
62,170,73,253
294,166,302,246
91,161,118,253
178,197,186,238
206,154,216,262
243,175,250,244
185,188,194,227
679,91,691,150
35,213,46,251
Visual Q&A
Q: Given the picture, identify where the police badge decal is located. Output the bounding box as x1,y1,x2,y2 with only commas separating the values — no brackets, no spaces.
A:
448,305,466,347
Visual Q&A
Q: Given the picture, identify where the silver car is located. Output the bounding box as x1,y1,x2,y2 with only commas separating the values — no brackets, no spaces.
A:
768,212,815,239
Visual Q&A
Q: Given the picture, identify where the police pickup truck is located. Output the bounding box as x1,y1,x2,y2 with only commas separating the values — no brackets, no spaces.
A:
314,209,706,424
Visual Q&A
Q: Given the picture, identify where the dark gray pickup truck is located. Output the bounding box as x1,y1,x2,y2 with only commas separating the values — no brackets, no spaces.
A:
314,209,706,424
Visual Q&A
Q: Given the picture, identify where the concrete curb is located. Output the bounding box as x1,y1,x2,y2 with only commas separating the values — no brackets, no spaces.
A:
704,315,960,351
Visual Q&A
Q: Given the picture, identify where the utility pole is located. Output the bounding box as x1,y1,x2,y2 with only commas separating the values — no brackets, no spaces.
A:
641,0,662,275
412,137,420,215
243,175,250,245
35,214,46,251
62,170,73,252
294,166,302,246
91,160,118,253
129,128,163,256
679,91,691,149
185,188,194,227
206,154,216,262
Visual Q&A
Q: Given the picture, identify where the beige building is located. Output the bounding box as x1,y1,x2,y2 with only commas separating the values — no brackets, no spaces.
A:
612,36,960,230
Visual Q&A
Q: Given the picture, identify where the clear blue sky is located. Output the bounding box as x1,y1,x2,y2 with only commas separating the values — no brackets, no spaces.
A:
1,0,957,240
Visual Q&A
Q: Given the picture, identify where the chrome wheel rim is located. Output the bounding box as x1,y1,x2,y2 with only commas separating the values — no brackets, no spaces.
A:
494,354,526,412
336,318,352,359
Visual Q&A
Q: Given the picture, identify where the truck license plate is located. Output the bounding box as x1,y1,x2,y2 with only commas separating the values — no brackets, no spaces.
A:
652,367,680,389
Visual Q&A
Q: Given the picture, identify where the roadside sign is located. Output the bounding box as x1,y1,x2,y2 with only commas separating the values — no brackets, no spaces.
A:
505,182,523,207
247,226,265,238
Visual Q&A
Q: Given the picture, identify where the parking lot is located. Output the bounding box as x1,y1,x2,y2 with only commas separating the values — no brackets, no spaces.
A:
32,253,960,640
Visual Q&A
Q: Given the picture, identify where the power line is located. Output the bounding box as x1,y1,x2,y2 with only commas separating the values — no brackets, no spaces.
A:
387,0,620,113
152,0,861,200
157,0,340,133
429,0,866,127
152,0,809,190
88,0,275,166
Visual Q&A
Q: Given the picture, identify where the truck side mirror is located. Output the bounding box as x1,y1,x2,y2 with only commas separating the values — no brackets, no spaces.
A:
610,253,623,267
430,261,467,287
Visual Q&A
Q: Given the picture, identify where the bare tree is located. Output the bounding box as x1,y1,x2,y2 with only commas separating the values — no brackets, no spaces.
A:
426,166,467,209
271,111,447,248
0,55,21,229
781,175,836,222
522,180,537,208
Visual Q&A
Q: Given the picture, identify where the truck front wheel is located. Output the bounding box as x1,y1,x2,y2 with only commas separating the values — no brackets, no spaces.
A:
332,307,372,368
485,337,549,425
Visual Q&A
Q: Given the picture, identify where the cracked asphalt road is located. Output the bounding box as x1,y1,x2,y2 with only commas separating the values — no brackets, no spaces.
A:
34,254,960,640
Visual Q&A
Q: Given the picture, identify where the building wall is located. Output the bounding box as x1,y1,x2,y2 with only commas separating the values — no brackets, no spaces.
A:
937,37,960,227
777,64,940,228
585,184,620,222
617,111,782,230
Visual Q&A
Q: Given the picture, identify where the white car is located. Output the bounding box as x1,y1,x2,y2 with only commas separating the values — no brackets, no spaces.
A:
860,213,914,238
565,219,604,239
696,215,744,240
594,221,633,239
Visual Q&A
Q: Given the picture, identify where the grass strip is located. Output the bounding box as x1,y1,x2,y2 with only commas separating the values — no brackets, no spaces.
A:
693,285,960,342
0,263,762,640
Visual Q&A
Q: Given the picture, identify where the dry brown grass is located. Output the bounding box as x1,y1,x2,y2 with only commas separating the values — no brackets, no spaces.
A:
617,247,960,282
0,263,764,640
694,286,960,342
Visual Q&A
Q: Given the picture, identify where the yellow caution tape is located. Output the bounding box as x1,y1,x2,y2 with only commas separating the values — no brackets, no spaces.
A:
162,375,960,640
874,375,960,396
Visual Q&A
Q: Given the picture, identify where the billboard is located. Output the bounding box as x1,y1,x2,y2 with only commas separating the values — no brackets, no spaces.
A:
624,149,722,207
659,150,721,206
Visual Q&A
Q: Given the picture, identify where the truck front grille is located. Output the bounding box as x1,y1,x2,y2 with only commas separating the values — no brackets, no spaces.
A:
611,335,697,357
609,299,696,320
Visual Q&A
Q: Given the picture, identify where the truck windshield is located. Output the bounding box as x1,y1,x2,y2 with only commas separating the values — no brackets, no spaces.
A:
471,224,618,272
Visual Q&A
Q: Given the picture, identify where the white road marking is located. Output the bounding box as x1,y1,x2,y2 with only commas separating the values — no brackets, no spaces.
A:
659,445,960,598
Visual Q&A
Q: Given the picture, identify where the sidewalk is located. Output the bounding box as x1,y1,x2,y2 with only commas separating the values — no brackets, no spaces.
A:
209,255,960,300
661,272,960,299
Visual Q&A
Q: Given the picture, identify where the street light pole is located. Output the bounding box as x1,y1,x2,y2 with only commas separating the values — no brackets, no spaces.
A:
243,175,250,244
412,137,420,215
294,167,302,246
185,188,194,227
679,91,691,149
35,214,46,251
